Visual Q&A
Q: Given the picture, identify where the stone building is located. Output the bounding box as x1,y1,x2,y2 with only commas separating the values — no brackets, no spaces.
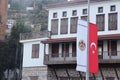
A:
20,0,120,80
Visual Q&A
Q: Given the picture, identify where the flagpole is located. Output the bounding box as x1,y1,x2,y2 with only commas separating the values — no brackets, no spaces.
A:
86,0,90,80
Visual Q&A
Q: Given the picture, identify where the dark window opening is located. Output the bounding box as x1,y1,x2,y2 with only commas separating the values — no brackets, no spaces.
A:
52,43,59,57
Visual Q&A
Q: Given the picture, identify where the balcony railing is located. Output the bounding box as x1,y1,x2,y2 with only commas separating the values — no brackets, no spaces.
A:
44,51,120,65
20,30,51,40
44,53,76,65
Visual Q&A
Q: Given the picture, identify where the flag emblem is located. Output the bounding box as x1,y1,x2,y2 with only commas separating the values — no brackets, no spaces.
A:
78,40,86,51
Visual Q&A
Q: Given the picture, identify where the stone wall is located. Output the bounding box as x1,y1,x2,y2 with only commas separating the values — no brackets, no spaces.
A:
22,66,47,80
22,66,120,80
47,66,120,80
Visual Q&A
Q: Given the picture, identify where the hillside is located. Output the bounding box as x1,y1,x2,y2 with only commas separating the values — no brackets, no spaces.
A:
8,0,67,31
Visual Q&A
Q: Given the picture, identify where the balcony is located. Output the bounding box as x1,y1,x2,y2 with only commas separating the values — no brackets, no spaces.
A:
44,51,120,65
20,30,51,40
44,53,76,65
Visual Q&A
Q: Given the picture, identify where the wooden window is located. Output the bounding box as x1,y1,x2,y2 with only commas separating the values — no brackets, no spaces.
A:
60,18,68,34
72,10,77,16
51,19,58,35
62,11,67,17
29,76,38,80
62,43,69,57
51,43,59,57
110,5,116,11
108,13,117,30
96,14,105,31
98,7,103,13
108,40,117,56
70,17,78,33
32,44,39,58
72,42,76,57
83,9,87,15
53,12,57,18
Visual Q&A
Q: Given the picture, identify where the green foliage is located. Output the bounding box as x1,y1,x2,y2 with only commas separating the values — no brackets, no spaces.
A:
8,21,32,68
0,21,32,79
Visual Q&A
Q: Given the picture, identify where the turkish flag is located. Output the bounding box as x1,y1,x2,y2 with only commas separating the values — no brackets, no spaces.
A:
89,23,98,74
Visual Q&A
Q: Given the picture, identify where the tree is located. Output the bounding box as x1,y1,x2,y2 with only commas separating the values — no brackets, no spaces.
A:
8,21,32,69
0,21,32,80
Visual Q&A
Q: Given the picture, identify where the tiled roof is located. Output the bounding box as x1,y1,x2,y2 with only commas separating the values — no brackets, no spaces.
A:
99,34,120,40
41,37,76,43
41,34,120,43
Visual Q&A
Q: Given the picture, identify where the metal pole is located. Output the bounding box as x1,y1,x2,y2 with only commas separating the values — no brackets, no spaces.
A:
86,0,90,80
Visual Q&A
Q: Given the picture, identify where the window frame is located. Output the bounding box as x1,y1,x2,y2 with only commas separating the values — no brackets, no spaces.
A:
53,12,57,18
108,13,117,30
72,10,77,16
32,44,39,58
98,7,103,13
83,9,87,15
110,5,116,12
70,17,78,33
60,18,68,34
62,11,67,17
96,14,105,31
51,19,59,35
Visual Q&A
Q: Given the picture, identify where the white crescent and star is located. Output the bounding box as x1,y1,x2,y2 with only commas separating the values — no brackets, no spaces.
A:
90,42,97,54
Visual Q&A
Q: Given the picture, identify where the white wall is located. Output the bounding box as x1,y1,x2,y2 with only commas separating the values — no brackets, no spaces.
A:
23,41,45,67
48,0,120,39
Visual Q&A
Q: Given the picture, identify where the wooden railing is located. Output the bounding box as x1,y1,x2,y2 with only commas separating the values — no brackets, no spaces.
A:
44,51,120,65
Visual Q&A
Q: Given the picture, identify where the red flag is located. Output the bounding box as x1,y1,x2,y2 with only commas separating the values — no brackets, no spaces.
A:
89,23,98,74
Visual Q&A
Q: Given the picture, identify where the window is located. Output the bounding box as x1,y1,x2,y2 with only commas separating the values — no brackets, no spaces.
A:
81,16,87,21
53,12,57,18
72,10,77,16
96,14,105,31
32,44,39,58
29,76,38,80
70,17,78,33
110,5,116,11
51,19,58,35
98,41,103,59
62,11,67,17
62,43,69,57
83,9,87,15
108,13,117,30
108,40,117,56
60,18,68,34
51,43,59,57
72,42,76,57
98,7,103,13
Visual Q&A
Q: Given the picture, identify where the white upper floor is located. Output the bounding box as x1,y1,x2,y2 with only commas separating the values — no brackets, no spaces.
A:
47,0,120,39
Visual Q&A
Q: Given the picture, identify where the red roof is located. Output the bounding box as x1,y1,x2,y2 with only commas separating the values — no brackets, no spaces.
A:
41,34,120,43
41,37,76,43
99,34,120,40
